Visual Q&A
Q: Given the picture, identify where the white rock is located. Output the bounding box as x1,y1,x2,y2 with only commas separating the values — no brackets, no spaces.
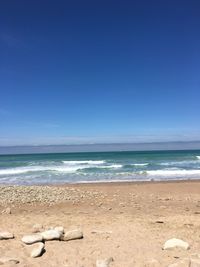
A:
30,242,45,258
96,257,114,267
163,238,189,250
54,226,64,234
190,258,200,267
0,257,19,264
61,229,83,241
41,229,61,241
0,231,14,240
32,223,44,233
22,234,43,244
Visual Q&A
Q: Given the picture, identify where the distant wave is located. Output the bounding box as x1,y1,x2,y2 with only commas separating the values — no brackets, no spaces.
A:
131,163,149,166
196,156,200,160
159,159,200,166
0,162,121,176
98,164,122,169
0,165,86,175
62,160,105,165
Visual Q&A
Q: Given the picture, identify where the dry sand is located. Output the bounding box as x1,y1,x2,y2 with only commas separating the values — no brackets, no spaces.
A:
1,181,200,266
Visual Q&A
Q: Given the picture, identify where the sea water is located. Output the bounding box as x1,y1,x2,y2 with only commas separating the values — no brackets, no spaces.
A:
0,150,200,185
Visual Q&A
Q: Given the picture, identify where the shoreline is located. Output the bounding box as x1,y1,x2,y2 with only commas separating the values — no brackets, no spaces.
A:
1,177,200,187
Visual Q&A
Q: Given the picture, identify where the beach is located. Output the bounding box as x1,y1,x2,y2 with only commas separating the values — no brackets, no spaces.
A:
1,181,200,266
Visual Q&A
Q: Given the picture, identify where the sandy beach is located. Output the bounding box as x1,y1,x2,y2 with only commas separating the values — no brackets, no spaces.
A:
1,181,200,266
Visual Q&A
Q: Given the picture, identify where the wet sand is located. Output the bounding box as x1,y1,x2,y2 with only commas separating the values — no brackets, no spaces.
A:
1,181,200,266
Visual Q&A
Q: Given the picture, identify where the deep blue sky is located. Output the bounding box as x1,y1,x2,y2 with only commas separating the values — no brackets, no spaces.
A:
0,0,200,146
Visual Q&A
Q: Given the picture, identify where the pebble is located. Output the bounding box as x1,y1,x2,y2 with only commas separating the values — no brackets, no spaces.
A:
61,229,83,241
91,230,112,234
1,207,11,214
96,257,113,267
41,229,61,241
22,234,43,244
0,256,19,264
30,242,45,258
0,231,14,240
163,238,189,250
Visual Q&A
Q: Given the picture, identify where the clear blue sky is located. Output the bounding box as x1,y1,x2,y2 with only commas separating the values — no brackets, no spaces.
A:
0,0,200,146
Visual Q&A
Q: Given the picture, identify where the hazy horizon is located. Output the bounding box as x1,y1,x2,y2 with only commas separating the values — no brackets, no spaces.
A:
1,140,200,155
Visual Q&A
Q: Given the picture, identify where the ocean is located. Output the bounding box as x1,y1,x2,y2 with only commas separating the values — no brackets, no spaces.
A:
0,150,200,185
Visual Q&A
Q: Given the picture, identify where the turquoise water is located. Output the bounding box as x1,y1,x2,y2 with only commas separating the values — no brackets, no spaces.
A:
0,150,200,185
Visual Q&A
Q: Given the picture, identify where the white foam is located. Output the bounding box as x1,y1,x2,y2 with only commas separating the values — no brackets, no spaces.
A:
146,169,200,177
196,156,200,160
131,163,149,166
98,164,122,169
160,160,200,166
0,162,121,176
0,165,86,175
62,160,105,165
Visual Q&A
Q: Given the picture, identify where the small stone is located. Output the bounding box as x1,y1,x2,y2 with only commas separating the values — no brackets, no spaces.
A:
32,224,43,233
190,258,200,267
0,231,14,240
41,229,61,241
0,256,19,264
30,242,45,258
163,238,189,250
96,257,113,267
61,229,83,241
22,234,43,244
1,207,11,214
54,226,64,234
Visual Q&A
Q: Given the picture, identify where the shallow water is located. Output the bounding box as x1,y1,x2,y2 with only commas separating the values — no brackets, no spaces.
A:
0,150,200,185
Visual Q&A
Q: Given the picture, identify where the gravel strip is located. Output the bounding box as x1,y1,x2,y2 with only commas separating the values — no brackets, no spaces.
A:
0,185,105,206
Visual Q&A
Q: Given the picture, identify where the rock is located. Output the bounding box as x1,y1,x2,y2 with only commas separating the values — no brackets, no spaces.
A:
22,234,43,244
54,226,64,234
168,259,190,266
30,242,45,258
32,224,43,233
96,257,114,267
190,258,200,267
0,231,14,240
41,229,61,241
1,207,11,214
61,229,83,241
163,238,189,250
0,256,19,264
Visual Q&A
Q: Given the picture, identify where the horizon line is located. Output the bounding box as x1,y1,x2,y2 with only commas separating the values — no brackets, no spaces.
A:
0,140,200,148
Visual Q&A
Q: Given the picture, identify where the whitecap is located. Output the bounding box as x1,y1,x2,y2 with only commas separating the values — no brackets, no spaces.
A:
62,160,105,165
131,163,149,166
145,169,200,178
98,164,122,169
